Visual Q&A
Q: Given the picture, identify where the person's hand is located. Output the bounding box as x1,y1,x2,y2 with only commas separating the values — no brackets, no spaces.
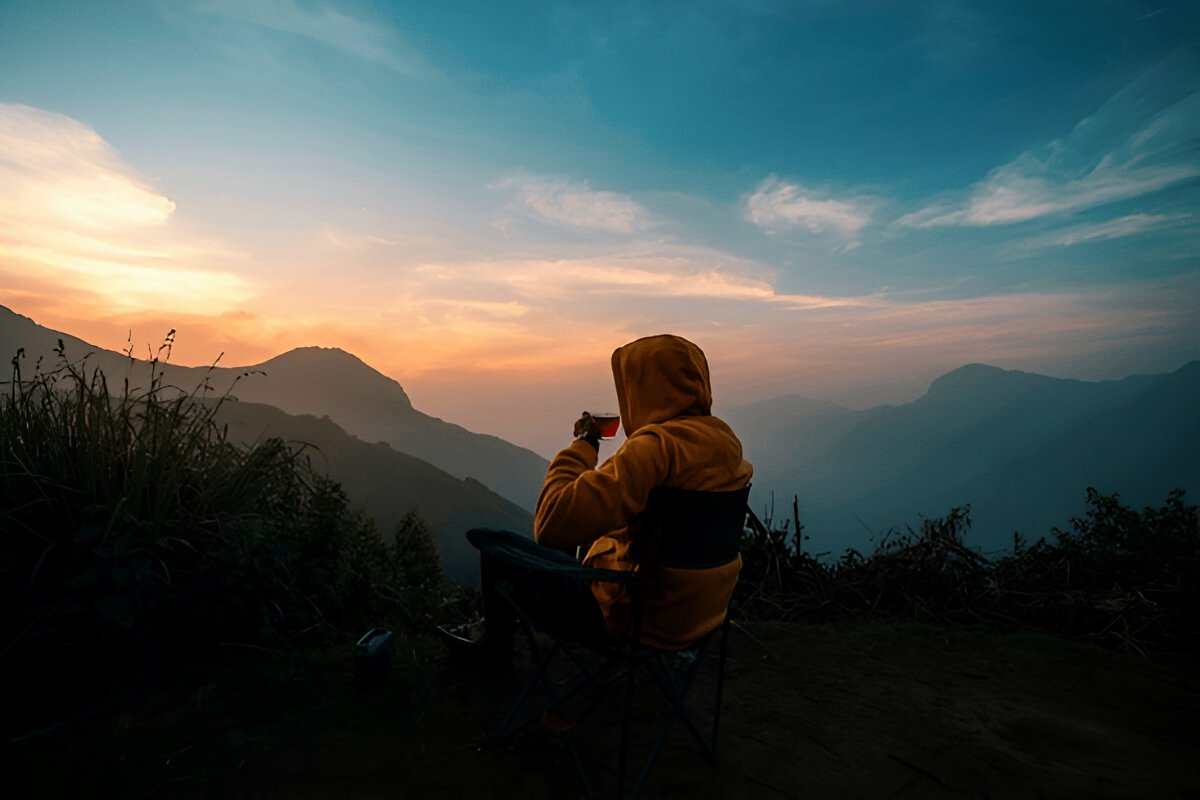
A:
573,412,601,448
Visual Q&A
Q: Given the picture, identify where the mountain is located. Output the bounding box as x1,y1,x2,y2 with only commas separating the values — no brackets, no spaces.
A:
0,305,549,512
7,304,1196,561
219,346,550,511
213,400,530,583
0,305,543,580
728,362,1200,554
722,394,858,489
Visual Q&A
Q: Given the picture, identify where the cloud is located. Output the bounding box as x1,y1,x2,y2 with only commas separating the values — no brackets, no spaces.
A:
0,107,176,230
0,104,254,313
1034,212,1193,247
195,0,431,77
370,235,879,314
216,232,884,381
743,176,870,238
492,172,653,233
897,57,1200,229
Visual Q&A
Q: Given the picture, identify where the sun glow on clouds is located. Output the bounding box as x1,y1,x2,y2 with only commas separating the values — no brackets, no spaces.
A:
0,110,175,231
358,245,870,315
1,99,1194,442
0,104,254,315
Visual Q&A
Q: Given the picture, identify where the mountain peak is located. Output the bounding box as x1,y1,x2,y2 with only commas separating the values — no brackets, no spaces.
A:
268,346,364,364
924,363,1047,400
251,346,413,410
936,362,1010,380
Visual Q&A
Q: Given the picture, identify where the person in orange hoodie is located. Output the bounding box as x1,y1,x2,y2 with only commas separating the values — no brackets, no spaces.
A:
441,334,752,661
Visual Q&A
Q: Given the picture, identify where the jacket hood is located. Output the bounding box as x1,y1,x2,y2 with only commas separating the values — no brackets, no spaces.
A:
611,334,712,435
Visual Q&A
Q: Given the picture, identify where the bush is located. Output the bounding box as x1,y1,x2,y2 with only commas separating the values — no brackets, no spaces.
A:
738,489,1200,654
0,341,441,736
390,510,445,627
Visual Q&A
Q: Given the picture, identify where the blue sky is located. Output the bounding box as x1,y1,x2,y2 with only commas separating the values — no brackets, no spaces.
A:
0,0,1197,454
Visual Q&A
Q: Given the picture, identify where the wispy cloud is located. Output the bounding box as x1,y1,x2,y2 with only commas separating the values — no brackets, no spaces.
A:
743,176,871,239
1033,212,1193,247
0,104,253,313
898,57,1200,229
492,172,654,233
195,0,431,77
493,255,866,309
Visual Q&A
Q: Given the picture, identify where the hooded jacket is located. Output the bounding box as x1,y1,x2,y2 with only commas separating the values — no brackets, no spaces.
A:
534,334,753,649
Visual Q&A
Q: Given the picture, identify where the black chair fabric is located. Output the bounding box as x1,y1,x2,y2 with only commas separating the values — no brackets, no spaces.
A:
468,484,749,798
636,485,750,570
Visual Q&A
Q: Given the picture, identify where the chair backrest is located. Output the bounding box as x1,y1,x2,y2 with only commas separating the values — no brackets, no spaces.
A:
634,485,750,571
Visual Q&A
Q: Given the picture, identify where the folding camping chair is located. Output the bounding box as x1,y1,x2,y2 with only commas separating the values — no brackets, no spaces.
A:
467,484,750,798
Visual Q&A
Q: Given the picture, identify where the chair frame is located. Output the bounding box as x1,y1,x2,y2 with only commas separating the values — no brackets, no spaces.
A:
482,543,736,798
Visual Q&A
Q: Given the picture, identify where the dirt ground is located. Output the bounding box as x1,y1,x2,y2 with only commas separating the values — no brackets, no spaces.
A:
10,622,1199,798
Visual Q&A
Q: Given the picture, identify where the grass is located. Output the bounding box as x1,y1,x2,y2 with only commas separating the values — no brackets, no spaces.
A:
0,338,444,741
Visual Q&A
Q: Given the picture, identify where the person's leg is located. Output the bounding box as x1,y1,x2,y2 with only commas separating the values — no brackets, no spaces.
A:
465,529,605,657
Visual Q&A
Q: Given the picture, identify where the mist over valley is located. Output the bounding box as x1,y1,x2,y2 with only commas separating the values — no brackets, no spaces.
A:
6,303,1195,581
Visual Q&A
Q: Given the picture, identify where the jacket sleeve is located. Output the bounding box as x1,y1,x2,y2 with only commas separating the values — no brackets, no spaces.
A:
534,431,669,549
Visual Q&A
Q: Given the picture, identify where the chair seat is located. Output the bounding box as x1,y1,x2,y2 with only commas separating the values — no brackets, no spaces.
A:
467,484,749,798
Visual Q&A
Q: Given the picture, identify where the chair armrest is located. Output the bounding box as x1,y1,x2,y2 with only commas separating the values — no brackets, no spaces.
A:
470,530,637,585
509,559,637,586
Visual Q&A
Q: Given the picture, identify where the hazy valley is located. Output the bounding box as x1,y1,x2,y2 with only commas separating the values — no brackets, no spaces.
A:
727,360,1200,555
3,304,1197,578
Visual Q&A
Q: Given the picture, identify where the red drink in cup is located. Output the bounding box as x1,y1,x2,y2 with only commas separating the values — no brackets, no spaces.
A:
589,412,621,440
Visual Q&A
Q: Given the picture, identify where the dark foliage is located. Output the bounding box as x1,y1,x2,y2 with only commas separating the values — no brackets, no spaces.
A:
0,342,443,738
390,510,445,627
738,489,1200,654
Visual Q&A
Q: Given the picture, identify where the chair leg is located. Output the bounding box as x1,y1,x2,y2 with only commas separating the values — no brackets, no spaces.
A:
498,623,546,738
496,627,598,797
712,614,731,753
646,651,713,758
632,681,679,797
616,656,638,797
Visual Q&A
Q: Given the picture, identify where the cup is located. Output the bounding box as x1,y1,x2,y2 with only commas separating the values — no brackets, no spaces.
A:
588,412,621,440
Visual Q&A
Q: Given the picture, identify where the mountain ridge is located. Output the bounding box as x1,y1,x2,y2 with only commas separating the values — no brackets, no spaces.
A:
0,305,549,512
213,398,531,582
728,358,1199,553
5,304,1196,558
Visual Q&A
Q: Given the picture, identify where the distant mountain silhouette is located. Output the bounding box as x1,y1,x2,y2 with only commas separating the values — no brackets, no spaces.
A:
214,400,530,583
223,346,549,511
7,304,1196,560
0,306,547,580
726,361,1199,553
0,305,549,512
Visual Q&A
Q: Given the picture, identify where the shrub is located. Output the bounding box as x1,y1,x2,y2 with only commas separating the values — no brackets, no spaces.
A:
738,489,1199,653
0,341,438,736
390,511,445,627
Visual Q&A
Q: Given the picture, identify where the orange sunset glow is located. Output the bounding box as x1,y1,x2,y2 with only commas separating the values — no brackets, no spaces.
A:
1,6,1197,459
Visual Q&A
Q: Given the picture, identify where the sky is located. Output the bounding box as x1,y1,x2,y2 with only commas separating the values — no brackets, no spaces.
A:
1,0,1198,457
